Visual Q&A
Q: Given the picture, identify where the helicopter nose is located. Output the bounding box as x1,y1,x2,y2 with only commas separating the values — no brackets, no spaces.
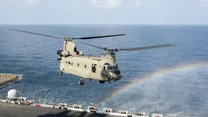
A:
102,70,123,81
109,71,123,81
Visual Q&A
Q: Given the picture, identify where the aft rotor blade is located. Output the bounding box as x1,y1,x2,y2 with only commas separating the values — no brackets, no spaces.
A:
73,34,125,40
10,29,69,39
118,44,174,51
80,42,106,50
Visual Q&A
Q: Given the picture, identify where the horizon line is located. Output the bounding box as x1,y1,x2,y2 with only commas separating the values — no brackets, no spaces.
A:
0,24,208,26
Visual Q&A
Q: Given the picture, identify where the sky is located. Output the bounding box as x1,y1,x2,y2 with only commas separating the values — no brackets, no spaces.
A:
0,0,208,25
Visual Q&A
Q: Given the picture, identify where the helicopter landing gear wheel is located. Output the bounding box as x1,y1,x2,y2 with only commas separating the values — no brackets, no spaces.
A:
99,81,105,84
78,79,84,85
59,71,63,76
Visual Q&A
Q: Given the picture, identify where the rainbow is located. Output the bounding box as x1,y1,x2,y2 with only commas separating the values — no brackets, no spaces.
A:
98,62,208,105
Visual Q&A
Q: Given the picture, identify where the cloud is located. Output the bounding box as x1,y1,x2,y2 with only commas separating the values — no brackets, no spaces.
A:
24,0,45,4
91,0,121,8
199,0,208,7
0,0,46,4
91,0,146,8
133,0,147,8
91,0,208,8
135,1,142,7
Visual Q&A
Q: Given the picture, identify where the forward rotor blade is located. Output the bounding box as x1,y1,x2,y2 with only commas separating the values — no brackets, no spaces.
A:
10,29,69,39
118,44,174,51
11,29,124,40
73,34,125,40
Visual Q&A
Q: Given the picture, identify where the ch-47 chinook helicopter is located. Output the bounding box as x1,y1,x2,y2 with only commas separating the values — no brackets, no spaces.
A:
11,29,173,85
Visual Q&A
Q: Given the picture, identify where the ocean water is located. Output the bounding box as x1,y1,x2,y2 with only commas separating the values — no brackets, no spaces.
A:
0,25,208,117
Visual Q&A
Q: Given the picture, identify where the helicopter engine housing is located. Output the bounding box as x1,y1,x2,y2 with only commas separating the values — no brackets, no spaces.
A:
57,50,70,57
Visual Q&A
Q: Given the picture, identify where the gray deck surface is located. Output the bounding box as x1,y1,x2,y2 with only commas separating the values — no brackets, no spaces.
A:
0,102,116,117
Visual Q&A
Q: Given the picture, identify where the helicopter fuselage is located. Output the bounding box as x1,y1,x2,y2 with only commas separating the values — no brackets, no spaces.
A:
59,55,122,82
58,40,123,84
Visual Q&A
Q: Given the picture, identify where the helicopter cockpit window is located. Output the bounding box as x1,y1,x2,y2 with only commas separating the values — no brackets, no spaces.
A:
103,63,114,71
115,64,118,69
108,66,113,70
107,65,119,71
